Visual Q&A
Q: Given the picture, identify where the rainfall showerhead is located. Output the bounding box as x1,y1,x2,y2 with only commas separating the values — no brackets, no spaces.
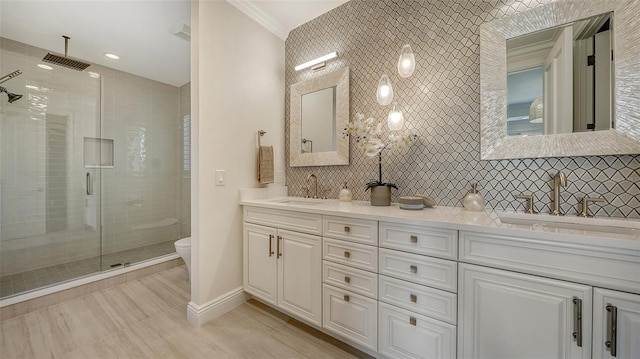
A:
0,86,23,103
42,36,91,71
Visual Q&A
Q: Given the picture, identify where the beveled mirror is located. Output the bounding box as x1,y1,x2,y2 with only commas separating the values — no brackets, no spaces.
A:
290,67,349,167
480,0,640,159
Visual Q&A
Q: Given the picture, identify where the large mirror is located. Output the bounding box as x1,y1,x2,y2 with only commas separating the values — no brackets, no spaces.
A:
290,67,349,166
480,0,640,159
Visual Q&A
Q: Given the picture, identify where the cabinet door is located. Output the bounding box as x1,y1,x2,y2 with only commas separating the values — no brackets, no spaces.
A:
277,228,322,326
593,288,640,359
243,223,277,306
379,302,456,359
458,264,592,359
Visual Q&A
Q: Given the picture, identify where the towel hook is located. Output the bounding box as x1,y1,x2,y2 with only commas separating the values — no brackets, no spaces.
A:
258,130,266,147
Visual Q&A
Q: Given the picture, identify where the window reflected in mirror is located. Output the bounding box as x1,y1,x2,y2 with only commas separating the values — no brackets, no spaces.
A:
506,12,613,137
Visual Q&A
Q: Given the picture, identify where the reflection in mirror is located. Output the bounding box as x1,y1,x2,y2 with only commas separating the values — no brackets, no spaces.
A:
290,67,349,167
301,86,336,153
506,13,613,137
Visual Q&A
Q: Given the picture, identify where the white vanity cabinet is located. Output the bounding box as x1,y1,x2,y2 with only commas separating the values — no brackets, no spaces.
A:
378,221,458,359
593,288,640,358
243,207,322,326
458,230,640,359
458,263,592,359
322,215,379,351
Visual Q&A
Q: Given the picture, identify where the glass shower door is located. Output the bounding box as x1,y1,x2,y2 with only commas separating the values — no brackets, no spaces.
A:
0,37,102,298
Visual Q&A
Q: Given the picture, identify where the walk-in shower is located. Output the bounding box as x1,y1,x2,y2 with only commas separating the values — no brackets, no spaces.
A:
0,37,191,300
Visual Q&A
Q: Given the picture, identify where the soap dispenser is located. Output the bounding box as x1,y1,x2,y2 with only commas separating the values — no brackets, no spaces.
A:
462,183,486,211
339,182,353,202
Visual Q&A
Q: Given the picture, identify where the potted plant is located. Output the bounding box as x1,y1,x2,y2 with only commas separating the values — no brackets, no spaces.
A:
344,113,416,206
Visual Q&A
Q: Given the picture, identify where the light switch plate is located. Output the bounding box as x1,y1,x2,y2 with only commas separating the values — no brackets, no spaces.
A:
215,170,225,186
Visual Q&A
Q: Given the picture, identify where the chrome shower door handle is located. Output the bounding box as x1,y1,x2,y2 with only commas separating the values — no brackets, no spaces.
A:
86,172,93,195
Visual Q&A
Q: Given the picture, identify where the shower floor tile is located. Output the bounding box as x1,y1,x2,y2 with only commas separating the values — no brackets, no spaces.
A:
0,239,177,299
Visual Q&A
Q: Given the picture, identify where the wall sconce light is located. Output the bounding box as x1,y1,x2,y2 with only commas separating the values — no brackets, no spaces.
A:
387,102,404,130
397,44,416,78
376,74,394,106
295,51,338,71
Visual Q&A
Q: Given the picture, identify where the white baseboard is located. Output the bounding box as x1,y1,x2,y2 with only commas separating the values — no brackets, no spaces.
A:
186,287,248,327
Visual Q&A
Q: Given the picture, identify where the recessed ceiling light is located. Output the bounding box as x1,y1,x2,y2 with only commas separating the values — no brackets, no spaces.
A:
88,72,100,78
38,64,53,70
104,53,120,60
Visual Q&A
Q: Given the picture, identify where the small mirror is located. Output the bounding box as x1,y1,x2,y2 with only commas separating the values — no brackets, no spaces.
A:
290,67,349,167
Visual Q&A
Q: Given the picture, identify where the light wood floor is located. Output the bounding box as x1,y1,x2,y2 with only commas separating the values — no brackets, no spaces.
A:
0,265,371,359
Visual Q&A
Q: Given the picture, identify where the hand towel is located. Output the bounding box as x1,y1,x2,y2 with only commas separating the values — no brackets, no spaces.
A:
258,145,274,184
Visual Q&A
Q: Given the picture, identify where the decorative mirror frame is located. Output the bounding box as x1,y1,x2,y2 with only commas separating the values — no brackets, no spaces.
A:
480,0,640,160
290,67,349,167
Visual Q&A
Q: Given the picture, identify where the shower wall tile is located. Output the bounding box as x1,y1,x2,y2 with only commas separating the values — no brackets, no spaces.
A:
285,0,640,218
0,38,189,276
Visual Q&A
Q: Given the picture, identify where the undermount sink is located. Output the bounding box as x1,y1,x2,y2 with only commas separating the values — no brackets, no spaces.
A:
496,211,640,237
270,198,326,206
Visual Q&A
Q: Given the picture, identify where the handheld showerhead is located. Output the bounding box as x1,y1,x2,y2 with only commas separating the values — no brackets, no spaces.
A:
0,86,23,103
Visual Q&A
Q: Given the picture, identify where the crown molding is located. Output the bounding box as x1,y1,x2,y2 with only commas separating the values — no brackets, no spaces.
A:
226,0,289,40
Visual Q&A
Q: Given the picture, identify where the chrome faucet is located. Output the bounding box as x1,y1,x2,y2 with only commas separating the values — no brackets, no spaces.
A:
550,171,567,215
307,173,318,199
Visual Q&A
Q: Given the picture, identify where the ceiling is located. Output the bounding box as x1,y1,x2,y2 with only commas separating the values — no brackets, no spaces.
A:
0,0,347,87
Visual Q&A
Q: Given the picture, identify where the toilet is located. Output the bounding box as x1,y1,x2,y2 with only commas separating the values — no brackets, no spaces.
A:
174,237,191,280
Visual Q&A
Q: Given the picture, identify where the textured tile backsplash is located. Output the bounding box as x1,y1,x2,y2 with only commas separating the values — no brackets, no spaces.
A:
284,0,640,218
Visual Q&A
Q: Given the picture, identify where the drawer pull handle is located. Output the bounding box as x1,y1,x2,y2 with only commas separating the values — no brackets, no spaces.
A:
268,234,274,257
410,265,418,273
409,317,416,326
277,235,282,258
344,251,351,258
410,294,417,303
410,235,418,243
344,276,351,283
343,295,350,302
344,226,350,233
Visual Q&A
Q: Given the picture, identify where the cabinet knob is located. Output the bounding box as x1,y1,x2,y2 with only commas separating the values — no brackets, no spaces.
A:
344,251,351,258
410,265,418,273
344,276,351,283
409,317,416,326
343,295,350,302
344,226,350,233
410,294,417,303
410,235,418,243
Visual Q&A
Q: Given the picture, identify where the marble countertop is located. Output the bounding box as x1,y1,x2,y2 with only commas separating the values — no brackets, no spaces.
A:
241,196,640,249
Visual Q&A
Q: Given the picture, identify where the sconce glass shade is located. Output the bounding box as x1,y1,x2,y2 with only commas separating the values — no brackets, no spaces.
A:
529,97,543,124
387,102,404,131
397,44,416,78
376,74,394,106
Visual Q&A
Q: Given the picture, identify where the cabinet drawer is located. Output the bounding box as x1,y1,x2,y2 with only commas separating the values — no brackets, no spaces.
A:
379,275,456,325
323,284,377,351
323,216,378,245
379,248,457,292
323,261,378,299
378,302,456,359
380,222,457,260
244,206,322,235
323,238,378,272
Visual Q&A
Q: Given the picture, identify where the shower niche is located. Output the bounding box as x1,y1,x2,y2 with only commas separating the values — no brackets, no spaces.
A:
83,137,114,168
